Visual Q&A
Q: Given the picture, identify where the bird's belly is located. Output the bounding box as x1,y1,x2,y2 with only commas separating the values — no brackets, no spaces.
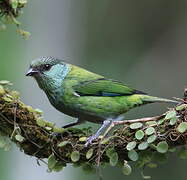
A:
66,96,130,119
71,95,144,119
48,94,144,124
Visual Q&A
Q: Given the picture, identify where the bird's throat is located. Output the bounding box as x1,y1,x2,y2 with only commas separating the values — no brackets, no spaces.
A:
35,64,70,106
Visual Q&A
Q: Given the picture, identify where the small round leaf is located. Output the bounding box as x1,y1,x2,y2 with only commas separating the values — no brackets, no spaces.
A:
53,161,64,172
15,134,25,142
86,148,94,159
126,141,137,151
147,135,157,144
48,154,57,170
79,137,87,142
130,123,143,129
169,117,177,125
146,121,157,126
157,119,165,125
156,141,168,153
128,150,139,161
58,141,70,147
177,122,187,133
165,110,176,120
176,104,187,111
122,162,132,175
109,152,118,166
71,151,80,162
138,142,149,150
145,127,155,135
135,130,144,140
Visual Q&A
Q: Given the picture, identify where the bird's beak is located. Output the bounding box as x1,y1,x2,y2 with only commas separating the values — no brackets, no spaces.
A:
26,68,39,76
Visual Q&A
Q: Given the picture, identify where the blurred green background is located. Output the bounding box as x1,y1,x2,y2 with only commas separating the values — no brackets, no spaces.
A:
1,0,187,179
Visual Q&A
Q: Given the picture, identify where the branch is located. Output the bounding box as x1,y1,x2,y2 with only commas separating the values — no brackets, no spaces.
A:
0,0,30,39
0,80,187,175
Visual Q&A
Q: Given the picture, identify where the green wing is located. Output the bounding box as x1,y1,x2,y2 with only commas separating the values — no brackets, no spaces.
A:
73,78,146,97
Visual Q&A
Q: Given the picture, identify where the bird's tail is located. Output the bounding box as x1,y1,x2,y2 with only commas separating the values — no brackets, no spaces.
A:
142,95,179,105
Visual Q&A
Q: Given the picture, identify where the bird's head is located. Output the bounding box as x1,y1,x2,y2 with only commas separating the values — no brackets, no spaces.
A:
26,57,70,89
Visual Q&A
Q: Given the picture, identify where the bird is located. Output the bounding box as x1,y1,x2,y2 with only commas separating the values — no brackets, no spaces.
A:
26,56,178,146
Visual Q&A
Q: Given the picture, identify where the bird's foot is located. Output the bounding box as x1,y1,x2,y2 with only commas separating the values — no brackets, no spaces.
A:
85,119,112,147
85,134,98,147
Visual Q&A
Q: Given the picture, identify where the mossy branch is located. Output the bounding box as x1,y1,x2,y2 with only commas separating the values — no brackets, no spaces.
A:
0,0,30,39
0,81,187,175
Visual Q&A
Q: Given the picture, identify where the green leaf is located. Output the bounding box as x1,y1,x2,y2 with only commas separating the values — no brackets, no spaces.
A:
35,108,43,115
71,151,80,162
19,0,27,5
4,97,12,102
122,162,132,175
130,122,143,129
109,152,118,166
86,148,94,159
36,118,46,127
126,141,137,151
53,127,65,133
177,122,187,133
128,150,139,161
145,121,157,126
178,149,187,159
48,154,57,170
147,135,157,144
138,142,149,150
145,127,155,135
135,130,144,140
176,104,187,111
15,134,25,142
58,141,70,147
169,117,177,125
11,0,18,9
52,161,65,172
156,141,168,153
45,126,52,131
100,137,110,145
79,137,87,142
165,110,176,120
157,118,165,125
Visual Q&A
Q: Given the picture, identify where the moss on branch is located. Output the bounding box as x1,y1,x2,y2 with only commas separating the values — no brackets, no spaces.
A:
0,80,187,176
0,0,30,38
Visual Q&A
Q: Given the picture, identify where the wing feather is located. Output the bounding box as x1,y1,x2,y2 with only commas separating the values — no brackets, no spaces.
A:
73,78,146,97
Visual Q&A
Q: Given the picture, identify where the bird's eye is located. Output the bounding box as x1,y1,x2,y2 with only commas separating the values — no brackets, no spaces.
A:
43,64,51,71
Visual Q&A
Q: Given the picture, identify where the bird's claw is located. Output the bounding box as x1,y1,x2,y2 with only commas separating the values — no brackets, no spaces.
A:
85,134,97,147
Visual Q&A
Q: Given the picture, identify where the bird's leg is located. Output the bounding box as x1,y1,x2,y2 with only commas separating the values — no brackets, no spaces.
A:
85,119,112,147
101,115,125,140
101,115,162,141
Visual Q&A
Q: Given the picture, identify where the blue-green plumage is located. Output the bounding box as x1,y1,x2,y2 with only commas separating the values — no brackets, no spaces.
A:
26,57,178,144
